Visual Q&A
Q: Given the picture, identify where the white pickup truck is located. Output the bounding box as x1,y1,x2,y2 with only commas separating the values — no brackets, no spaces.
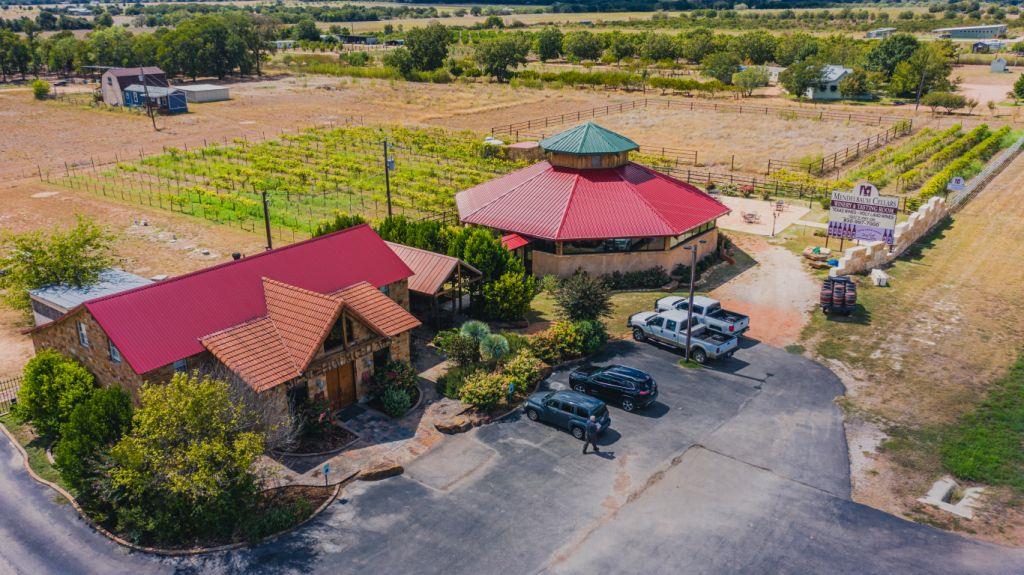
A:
655,295,750,337
628,309,739,364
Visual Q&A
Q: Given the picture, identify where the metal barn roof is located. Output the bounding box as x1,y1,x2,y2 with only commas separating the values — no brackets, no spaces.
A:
35,225,413,375
456,161,730,241
30,269,153,312
539,122,639,155
386,242,481,296
124,84,183,97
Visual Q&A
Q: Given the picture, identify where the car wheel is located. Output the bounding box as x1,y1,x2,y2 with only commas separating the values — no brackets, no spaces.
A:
571,426,585,440
572,382,586,393
621,398,636,412
692,348,708,364
526,408,540,421
632,328,646,342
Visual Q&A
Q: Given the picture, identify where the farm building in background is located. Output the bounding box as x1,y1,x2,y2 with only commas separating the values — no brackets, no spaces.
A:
990,57,1009,73
806,65,852,101
100,67,167,106
123,84,188,114
176,84,230,103
933,24,1007,39
865,28,897,39
456,123,728,278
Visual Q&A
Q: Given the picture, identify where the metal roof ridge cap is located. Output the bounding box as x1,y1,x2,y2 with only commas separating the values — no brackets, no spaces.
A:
554,171,583,240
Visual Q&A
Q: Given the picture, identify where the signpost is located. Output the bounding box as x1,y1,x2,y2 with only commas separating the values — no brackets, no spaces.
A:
946,176,966,193
828,182,898,246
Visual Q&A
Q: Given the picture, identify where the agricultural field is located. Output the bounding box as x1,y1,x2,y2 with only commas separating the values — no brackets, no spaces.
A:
57,125,526,236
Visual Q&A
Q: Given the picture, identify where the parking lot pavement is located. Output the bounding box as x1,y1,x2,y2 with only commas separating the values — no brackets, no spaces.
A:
4,339,1023,574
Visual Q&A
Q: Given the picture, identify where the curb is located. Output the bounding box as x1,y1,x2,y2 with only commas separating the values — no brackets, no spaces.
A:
0,421,345,557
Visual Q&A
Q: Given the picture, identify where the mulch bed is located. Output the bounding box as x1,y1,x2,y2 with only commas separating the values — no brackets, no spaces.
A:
285,423,358,455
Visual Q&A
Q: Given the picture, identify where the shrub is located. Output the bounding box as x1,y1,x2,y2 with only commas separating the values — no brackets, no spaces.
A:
479,333,510,364
499,331,530,356
313,212,367,237
436,365,480,399
460,319,491,342
433,329,481,367
381,386,412,418
483,270,537,321
538,274,560,295
31,79,50,100
15,350,95,437
554,271,611,322
369,360,418,397
459,371,507,410
600,266,670,290
502,350,544,394
529,321,588,365
53,387,133,494
574,320,608,355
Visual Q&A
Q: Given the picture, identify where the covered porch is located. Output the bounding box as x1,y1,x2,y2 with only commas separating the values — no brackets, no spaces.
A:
387,242,483,328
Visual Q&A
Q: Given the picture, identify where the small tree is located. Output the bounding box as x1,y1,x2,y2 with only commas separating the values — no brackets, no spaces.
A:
731,66,770,96
291,19,320,42
15,350,95,437
837,68,872,99
313,212,367,237
383,47,415,78
921,91,967,115
482,270,536,321
535,27,562,62
779,60,824,99
562,30,602,62
554,272,611,322
700,51,741,85
31,79,50,99
1012,73,1024,101
0,216,116,313
475,34,530,82
54,386,133,494
106,372,265,545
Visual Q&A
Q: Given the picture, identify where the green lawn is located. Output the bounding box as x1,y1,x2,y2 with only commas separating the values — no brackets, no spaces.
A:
0,412,70,492
530,289,684,337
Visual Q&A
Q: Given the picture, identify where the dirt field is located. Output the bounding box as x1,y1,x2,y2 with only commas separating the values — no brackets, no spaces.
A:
954,64,1020,107
794,151,1024,546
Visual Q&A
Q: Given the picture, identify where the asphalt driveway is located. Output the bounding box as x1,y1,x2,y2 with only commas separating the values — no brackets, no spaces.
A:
1,340,1023,574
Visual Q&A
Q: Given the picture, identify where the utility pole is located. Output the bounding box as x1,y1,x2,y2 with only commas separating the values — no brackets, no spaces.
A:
261,190,273,250
139,67,158,132
383,139,393,218
913,59,927,112
683,239,707,363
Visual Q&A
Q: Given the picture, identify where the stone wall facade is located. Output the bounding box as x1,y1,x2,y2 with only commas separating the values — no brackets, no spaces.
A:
831,196,948,277
532,229,719,278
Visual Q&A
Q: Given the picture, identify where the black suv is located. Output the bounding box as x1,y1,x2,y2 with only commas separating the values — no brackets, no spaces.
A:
568,365,658,412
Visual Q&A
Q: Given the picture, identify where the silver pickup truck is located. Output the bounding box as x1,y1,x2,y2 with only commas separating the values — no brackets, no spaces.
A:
655,295,750,337
628,309,739,364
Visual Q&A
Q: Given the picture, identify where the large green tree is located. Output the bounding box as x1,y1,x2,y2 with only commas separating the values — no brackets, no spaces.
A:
404,21,450,71
106,372,265,545
15,351,95,437
534,26,562,62
562,30,602,62
700,51,741,84
865,33,920,78
0,216,116,313
779,59,824,99
887,42,955,99
475,34,530,81
54,386,133,495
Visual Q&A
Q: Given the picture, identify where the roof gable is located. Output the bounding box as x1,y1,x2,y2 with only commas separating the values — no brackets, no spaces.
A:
539,122,639,155
262,278,343,370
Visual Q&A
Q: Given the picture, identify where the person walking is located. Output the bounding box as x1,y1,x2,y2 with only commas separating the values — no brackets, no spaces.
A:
582,415,601,454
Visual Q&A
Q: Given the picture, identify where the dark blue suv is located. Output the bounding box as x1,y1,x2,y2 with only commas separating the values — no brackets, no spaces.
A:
569,364,658,412
524,390,611,440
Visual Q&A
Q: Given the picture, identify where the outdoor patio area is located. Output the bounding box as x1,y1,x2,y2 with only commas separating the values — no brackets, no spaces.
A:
716,196,812,237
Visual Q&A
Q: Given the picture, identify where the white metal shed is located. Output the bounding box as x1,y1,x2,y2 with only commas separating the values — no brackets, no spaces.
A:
176,84,230,103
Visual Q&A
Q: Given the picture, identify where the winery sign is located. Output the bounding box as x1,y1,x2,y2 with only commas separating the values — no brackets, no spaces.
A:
828,182,898,245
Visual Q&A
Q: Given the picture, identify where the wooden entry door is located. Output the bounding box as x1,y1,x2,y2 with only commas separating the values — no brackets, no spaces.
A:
325,363,356,411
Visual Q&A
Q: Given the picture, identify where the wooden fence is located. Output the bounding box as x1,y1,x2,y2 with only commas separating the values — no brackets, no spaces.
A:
513,130,699,166
0,376,22,416
766,119,914,177
490,97,911,137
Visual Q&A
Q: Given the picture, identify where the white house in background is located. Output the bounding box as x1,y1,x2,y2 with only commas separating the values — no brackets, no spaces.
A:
176,84,230,103
866,27,897,39
806,65,852,100
990,57,1009,73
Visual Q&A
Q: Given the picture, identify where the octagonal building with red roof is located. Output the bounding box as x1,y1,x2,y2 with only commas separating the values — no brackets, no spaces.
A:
456,122,730,278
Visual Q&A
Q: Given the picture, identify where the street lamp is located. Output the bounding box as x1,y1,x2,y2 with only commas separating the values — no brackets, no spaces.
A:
683,239,707,363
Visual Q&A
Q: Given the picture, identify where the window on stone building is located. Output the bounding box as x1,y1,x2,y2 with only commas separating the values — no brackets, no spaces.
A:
108,339,122,363
77,321,89,348
173,359,187,372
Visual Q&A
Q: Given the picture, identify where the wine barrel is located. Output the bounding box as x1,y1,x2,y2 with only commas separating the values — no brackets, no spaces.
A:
820,279,833,307
845,282,857,308
832,282,846,308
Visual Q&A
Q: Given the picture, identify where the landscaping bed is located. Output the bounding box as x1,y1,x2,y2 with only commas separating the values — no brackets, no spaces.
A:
279,421,359,456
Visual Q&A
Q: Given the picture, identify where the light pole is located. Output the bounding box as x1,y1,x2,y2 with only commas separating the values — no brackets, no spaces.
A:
683,239,707,363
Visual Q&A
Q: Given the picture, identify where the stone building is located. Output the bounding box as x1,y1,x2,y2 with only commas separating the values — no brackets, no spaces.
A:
456,122,729,278
29,225,420,414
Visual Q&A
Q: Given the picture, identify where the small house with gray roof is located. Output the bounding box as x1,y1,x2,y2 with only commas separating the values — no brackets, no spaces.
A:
806,65,852,101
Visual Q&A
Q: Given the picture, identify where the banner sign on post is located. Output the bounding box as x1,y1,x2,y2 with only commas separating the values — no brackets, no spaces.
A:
828,182,898,245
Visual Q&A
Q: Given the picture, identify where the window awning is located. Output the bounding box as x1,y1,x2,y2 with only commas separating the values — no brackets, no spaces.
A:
501,233,531,251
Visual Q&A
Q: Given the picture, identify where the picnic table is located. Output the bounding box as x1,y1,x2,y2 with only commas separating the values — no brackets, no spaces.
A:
742,211,761,224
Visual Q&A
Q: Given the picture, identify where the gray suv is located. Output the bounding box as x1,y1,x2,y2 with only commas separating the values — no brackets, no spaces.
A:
524,390,611,439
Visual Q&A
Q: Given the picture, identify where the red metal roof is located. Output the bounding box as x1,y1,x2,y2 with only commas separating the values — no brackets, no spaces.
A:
386,242,481,296
456,161,730,241
501,233,531,251
71,224,412,375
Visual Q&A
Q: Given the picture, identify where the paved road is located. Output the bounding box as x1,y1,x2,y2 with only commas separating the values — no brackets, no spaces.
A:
1,341,1022,574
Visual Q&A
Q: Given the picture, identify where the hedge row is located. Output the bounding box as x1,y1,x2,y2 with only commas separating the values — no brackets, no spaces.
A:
917,126,1011,201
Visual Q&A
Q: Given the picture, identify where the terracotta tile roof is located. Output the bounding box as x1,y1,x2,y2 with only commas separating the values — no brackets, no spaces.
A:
263,278,343,370
385,242,481,296
201,317,299,393
335,282,421,337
